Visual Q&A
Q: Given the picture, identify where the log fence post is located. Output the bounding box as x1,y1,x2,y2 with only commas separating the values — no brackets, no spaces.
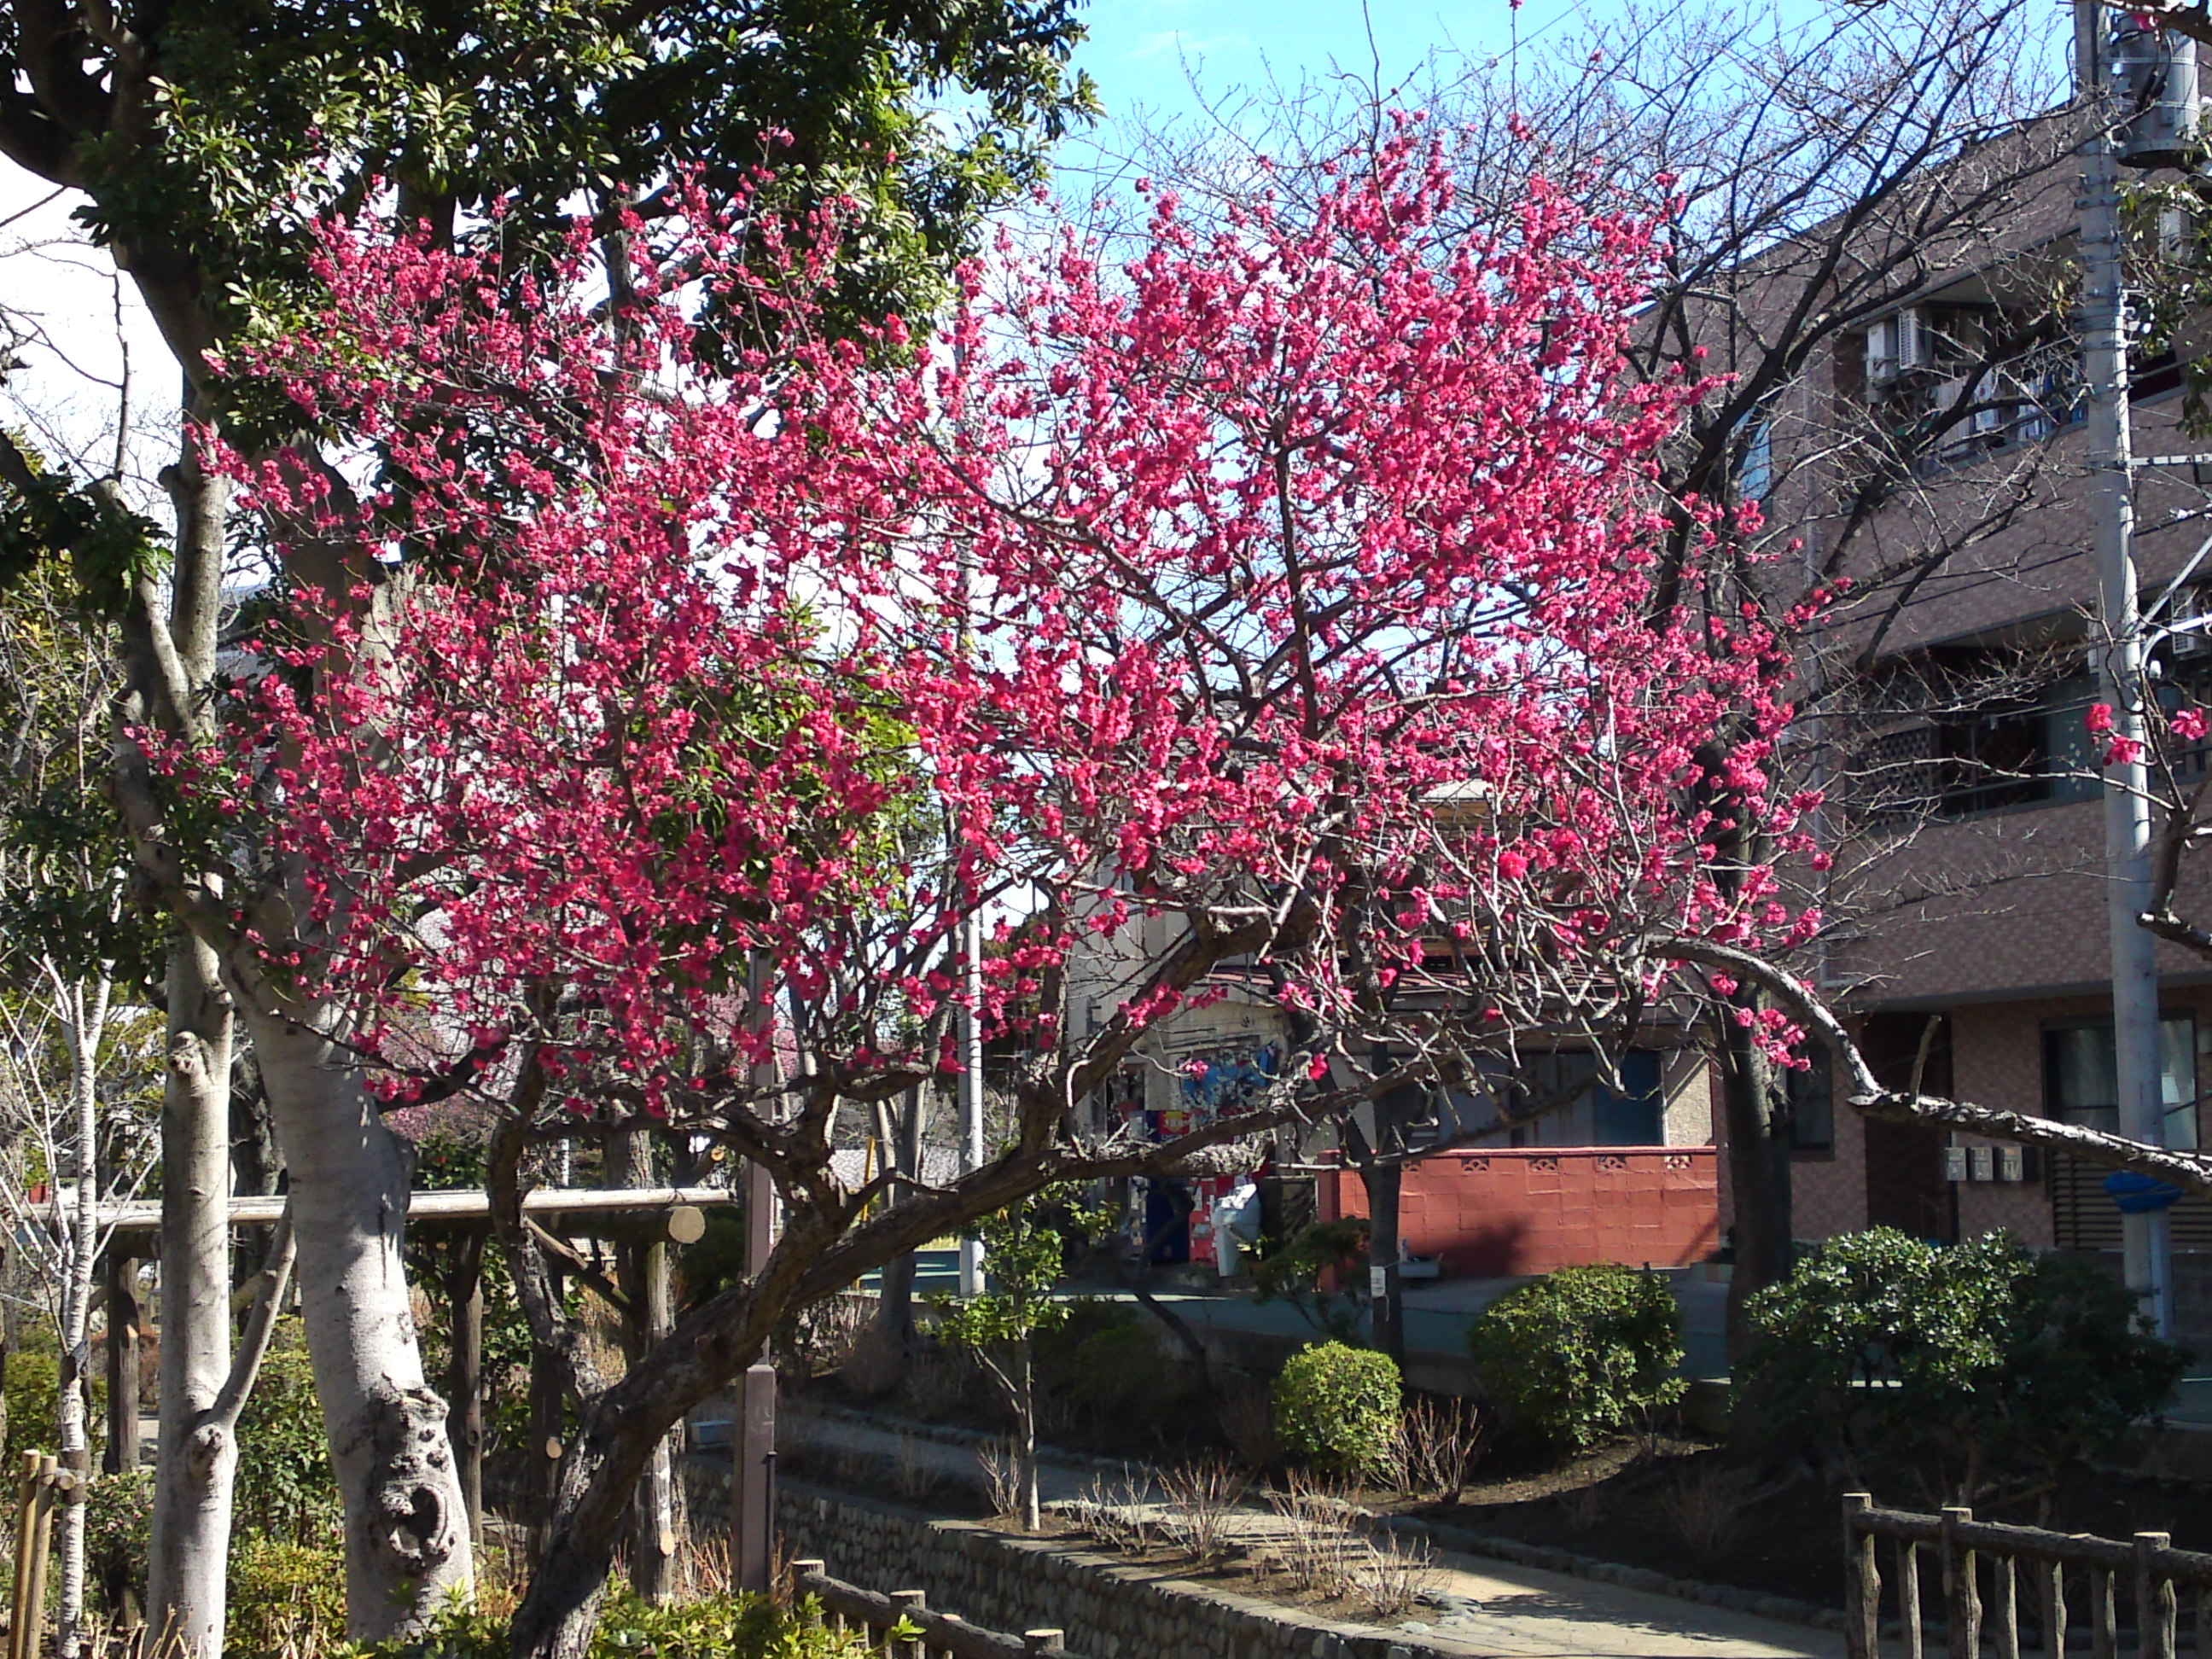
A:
2137,1532,2177,1659
1843,1493,1878,1659
1941,1506,1980,1659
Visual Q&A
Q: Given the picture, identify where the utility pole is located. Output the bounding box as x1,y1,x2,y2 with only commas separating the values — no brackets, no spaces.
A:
2077,0,2172,1334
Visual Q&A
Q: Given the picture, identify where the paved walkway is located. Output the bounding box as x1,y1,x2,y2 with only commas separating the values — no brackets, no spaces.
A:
780,1405,1840,1659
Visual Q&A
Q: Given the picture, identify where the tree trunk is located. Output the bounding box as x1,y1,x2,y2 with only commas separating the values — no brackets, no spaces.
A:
55,975,110,1659
145,939,239,1659
864,1086,926,1364
103,1249,143,1639
445,1234,486,1545
507,1398,683,1659
103,1251,139,1477
1014,1341,1039,1534
243,1004,472,1639
629,1240,679,1599
1359,1157,1405,1367
1720,992,1798,1464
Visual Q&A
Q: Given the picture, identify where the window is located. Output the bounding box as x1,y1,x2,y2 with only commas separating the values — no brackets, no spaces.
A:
2043,1016,2198,1149
1786,1049,1834,1155
1733,413,1773,505
1854,668,2101,823
1510,1051,1665,1147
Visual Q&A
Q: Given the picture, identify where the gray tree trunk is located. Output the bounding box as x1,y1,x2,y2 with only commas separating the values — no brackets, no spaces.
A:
144,938,238,1659
54,974,110,1659
243,1007,472,1639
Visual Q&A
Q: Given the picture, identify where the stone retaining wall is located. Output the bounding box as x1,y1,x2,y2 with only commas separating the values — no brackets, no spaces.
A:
682,1462,1467,1659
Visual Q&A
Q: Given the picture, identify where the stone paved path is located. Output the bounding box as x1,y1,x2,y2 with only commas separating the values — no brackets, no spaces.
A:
778,1403,1842,1659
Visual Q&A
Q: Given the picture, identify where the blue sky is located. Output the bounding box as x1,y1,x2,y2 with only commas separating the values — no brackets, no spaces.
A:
1068,1,1527,121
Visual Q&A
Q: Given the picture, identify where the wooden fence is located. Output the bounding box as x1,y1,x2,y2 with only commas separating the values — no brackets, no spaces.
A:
789,1560,1071,1658
1843,1493,2212,1657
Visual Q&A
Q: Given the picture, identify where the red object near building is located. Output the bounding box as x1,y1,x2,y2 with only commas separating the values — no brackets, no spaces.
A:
1322,1147,1720,1278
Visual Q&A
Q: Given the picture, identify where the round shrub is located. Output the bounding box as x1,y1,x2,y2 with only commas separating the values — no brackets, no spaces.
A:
1271,1341,1400,1478
1743,1227,2186,1505
1465,1264,1685,1450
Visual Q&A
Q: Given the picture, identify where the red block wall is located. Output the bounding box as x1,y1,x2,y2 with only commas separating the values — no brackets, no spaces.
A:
1322,1147,1720,1278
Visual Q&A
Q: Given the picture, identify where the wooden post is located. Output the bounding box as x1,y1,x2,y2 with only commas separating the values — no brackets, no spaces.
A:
1941,1506,1980,1659
1842,1493,1879,1659
1990,1556,2019,1659
10,1452,41,1659
1900,1538,1924,1659
632,1231,681,1598
445,1231,486,1545
23,1455,56,1659
2093,1567,2117,1659
1022,1632,1065,1655
888,1589,926,1659
526,1251,567,1564
2042,1562,2067,1659
102,1254,139,1476
2136,1533,2177,1659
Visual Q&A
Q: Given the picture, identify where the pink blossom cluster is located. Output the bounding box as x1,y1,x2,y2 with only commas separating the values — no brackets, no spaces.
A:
186,134,1816,1116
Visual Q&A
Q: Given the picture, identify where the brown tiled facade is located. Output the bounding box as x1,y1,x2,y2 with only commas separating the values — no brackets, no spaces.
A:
1722,108,2212,1342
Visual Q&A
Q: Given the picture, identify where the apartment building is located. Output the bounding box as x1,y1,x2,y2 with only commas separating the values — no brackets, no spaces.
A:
1743,43,2212,1336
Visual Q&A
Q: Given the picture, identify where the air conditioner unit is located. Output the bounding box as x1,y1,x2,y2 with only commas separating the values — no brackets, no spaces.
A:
2162,204,2199,265
1866,306,1930,387
2174,625,2212,660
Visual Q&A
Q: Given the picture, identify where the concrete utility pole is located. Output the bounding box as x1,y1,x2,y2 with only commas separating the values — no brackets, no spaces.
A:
958,909,987,1296
2077,0,2172,1334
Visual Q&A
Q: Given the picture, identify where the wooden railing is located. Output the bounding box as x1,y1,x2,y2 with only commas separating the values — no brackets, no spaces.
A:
789,1560,1072,1658
1843,1493,2212,1658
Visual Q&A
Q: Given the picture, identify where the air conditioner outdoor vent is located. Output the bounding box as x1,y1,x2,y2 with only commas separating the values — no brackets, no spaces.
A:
1866,306,1931,386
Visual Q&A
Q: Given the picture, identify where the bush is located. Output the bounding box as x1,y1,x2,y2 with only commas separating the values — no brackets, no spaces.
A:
1465,1265,1685,1450
1065,1324,1165,1417
84,1466,152,1616
1249,1219,1370,1340
3,1350,60,1469
1033,1298,1138,1392
236,1318,341,1545
226,1535,346,1658
1743,1228,2186,1505
1271,1342,1400,1478
358,1589,881,1659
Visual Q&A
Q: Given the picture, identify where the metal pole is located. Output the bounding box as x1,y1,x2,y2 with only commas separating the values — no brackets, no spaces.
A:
2078,0,2171,1333
958,909,986,1297
736,958,780,1592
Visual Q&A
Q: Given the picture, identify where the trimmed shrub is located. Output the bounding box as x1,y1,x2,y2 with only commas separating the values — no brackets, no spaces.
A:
1271,1341,1400,1478
1465,1264,1685,1450
1743,1227,2186,1505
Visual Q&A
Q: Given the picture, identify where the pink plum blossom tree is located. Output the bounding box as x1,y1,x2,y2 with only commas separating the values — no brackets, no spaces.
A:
175,133,1832,1659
